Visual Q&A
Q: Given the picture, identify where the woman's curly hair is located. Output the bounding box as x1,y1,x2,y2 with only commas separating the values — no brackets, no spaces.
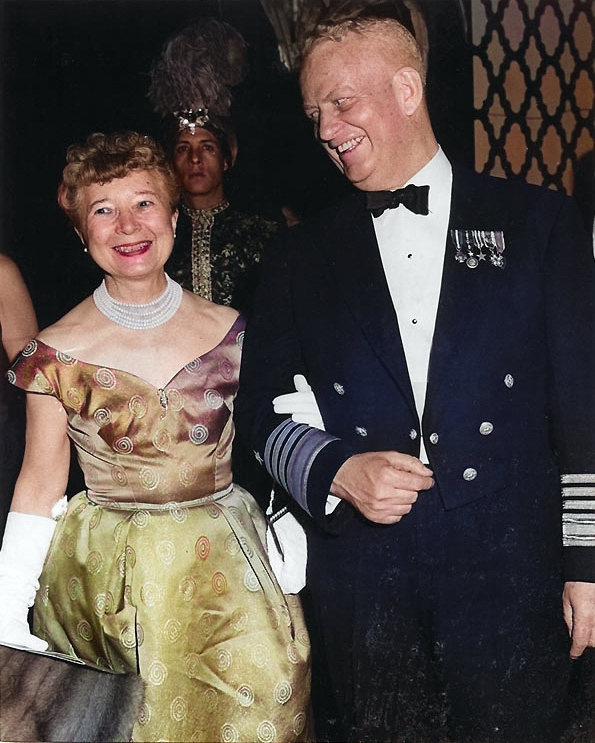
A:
58,131,180,229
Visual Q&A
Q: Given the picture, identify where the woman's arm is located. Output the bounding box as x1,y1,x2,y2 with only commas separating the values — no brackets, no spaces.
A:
0,393,70,650
10,393,70,516
0,254,38,362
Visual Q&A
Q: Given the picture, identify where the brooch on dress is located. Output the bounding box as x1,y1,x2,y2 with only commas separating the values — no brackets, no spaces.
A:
450,229,506,269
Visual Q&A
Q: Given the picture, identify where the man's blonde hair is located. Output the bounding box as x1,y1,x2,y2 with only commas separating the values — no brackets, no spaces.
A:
301,13,426,86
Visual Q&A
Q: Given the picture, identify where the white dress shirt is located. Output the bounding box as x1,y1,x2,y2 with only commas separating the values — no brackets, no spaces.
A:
373,147,453,462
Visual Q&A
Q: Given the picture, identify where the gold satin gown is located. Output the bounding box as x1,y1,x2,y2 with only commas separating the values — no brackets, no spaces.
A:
8,316,311,742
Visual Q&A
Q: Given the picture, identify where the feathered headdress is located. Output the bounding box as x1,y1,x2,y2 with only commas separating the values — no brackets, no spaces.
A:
148,18,248,135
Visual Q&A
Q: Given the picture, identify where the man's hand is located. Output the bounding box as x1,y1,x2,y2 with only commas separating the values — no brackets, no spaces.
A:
330,451,434,524
562,581,595,659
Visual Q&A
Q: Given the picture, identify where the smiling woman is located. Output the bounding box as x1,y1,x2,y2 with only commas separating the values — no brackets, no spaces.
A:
0,131,312,742
57,135,180,299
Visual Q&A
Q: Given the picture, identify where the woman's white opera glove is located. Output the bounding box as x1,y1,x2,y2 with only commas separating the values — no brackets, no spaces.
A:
0,510,58,651
273,374,325,430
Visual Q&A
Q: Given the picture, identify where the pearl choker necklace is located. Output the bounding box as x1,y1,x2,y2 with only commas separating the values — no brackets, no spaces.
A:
93,274,183,330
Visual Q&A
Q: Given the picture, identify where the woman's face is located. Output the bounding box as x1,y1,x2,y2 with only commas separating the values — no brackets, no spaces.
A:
76,169,178,281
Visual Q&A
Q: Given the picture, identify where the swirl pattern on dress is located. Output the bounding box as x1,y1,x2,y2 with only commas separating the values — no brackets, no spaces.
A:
205,389,224,409
148,660,168,686
157,540,175,564
196,536,210,560
257,720,276,743
94,407,112,427
21,340,38,357
170,696,187,722
237,684,255,707
164,618,182,643
152,428,172,453
113,436,133,454
65,388,84,411
94,368,116,389
189,424,209,445
56,351,76,365
77,620,94,642
139,466,160,491
274,680,293,705
128,395,147,418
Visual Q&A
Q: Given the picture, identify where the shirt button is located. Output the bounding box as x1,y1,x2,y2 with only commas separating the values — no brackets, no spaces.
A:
429,432,439,444
333,382,345,395
409,429,418,440
355,426,368,437
479,421,493,435
463,467,477,481
504,374,514,388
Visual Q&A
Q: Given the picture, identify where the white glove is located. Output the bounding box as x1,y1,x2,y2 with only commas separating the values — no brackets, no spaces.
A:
266,509,308,594
0,511,57,651
273,374,325,430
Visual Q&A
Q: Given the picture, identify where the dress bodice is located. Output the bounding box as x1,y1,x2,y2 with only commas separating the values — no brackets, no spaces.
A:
8,316,245,504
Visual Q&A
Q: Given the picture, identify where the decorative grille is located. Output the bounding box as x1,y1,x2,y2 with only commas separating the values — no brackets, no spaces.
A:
471,0,594,194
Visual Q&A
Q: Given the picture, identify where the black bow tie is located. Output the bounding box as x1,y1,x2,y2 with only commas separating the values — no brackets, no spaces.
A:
365,184,430,217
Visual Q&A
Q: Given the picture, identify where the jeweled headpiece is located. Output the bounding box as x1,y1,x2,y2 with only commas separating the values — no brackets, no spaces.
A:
173,108,211,135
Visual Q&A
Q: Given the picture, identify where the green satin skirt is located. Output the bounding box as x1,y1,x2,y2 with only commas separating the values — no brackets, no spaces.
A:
34,488,312,742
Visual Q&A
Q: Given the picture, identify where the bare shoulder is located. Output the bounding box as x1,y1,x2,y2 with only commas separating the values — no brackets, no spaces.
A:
0,253,18,276
0,254,30,302
37,296,97,352
181,291,239,331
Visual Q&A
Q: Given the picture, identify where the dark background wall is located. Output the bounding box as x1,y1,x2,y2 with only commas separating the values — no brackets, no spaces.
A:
1,0,473,329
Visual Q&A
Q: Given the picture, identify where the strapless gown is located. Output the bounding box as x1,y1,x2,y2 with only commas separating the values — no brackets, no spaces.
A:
8,316,311,742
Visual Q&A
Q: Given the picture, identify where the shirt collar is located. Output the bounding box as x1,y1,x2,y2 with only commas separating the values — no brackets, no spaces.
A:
405,147,452,214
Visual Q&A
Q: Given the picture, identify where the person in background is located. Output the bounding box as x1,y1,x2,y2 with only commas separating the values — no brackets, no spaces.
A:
149,18,278,314
235,2,595,741
0,131,311,743
0,253,38,537
165,114,277,312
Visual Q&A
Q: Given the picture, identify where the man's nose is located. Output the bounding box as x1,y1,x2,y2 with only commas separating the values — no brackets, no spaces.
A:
317,110,340,145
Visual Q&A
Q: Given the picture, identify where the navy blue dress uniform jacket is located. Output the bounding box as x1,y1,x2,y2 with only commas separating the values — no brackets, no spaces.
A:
236,167,595,582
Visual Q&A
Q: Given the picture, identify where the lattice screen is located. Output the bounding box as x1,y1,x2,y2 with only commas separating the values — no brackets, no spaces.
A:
471,0,594,194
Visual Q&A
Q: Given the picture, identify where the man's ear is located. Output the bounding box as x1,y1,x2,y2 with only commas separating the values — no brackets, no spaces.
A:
225,132,239,170
393,67,424,117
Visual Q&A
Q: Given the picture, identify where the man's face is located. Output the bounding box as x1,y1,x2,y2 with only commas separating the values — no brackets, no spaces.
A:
172,128,226,201
301,32,411,192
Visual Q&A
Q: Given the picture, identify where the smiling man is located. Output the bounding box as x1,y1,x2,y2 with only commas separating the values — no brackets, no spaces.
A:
235,2,595,742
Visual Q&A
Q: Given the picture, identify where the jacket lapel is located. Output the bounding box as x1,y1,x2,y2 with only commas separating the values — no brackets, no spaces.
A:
426,168,511,401
323,193,417,415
